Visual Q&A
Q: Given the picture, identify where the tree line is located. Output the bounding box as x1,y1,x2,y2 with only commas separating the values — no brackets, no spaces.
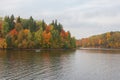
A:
0,15,76,49
77,31,120,48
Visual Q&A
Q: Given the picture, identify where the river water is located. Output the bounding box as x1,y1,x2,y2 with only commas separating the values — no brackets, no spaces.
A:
0,49,120,80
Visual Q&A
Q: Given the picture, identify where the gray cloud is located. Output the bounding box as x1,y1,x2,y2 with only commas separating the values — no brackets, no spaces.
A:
0,0,120,39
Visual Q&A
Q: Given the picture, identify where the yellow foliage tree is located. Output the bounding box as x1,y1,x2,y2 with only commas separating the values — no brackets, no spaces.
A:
0,38,7,48
24,29,30,36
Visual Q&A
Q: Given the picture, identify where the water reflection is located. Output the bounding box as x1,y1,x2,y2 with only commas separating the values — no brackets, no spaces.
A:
79,48,120,54
0,50,76,80
0,49,120,80
74,49,120,80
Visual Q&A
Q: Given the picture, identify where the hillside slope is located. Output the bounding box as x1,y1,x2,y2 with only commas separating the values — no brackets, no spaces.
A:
77,31,120,48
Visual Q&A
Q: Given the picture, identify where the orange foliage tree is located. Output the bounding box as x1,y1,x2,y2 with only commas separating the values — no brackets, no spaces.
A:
9,29,18,37
42,26,52,48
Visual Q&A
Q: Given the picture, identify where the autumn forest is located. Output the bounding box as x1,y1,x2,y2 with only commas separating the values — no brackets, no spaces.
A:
0,15,76,49
77,31,120,48
0,15,120,49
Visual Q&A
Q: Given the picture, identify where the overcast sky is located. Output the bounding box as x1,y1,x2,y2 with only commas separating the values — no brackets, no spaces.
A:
0,0,120,39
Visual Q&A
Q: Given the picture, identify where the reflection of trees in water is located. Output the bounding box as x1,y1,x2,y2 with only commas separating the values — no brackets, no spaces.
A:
78,48,120,54
37,50,76,79
0,50,76,79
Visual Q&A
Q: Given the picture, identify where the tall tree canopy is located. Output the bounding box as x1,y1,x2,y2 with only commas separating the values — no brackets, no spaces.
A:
0,15,76,49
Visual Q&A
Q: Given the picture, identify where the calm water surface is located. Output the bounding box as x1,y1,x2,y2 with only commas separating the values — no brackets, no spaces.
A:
0,49,120,80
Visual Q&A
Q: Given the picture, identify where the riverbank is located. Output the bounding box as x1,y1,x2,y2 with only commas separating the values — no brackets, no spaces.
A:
0,48,76,51
78,47,120,51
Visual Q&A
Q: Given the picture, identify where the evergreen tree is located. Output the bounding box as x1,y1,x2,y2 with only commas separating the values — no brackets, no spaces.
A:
28,16,37,32
41,20,46,31
17,16,21,23
9,14,15,30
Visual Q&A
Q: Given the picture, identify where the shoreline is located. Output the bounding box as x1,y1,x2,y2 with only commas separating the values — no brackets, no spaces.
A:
78,47,120,50
0,48,76,51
